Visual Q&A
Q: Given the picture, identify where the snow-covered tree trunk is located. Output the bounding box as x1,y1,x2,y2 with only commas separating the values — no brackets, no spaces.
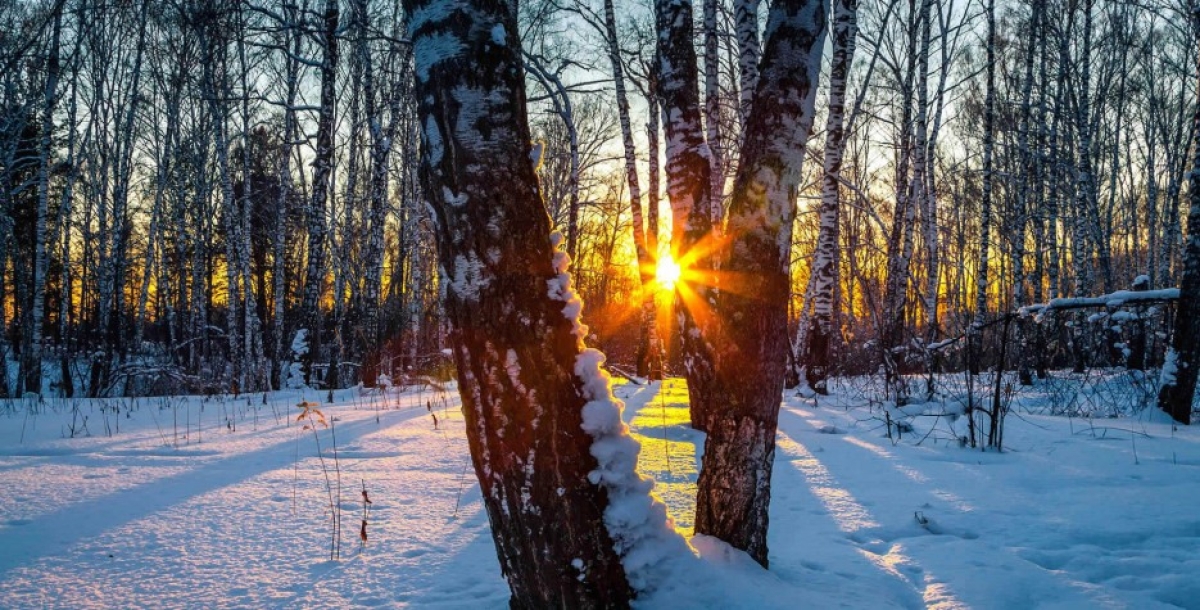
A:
694,0,826,567
1069,0,1093,373
1157,7,1200,426
1046,9,1069,306
911,0,935,396
1146,51,1162,291
654,0,717,430
1013,0,1039,386
881,4,920,400
56,52,81,398
236,10,263,391
299,0,339,387
406,0,681,602
804,0,857,395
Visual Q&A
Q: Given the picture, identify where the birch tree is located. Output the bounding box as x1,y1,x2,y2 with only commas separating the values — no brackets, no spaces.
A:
405,0,681,602
298,0,338,387
803,0,858,395
20,2,63,395
652,0,827,565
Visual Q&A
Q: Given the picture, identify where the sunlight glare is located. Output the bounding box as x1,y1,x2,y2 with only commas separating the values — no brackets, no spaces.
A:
656,255,682,289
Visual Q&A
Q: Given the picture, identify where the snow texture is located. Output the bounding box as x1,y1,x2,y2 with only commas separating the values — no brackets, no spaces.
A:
546,231,693,592
1,374,1199,608
490,24,506,46
1161,348,1178,388
1022,288,1181,318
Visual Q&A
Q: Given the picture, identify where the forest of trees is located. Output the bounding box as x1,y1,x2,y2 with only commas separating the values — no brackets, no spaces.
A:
5,0,1199,406
3,0,1199,410
5,0,1200,605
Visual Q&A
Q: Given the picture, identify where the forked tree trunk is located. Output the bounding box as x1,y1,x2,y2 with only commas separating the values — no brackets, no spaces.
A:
693,0,826,568
405,0,681,604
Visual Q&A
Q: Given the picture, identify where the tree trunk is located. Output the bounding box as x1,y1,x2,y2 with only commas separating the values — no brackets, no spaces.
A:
1157,9,1200,426
299,0,338,387
734,0,760,130
601,0,660,379
21,6,62,396
804,0,857,395
694,0,826,568
405,0,682,603
654,0,717,430
271,1,302,390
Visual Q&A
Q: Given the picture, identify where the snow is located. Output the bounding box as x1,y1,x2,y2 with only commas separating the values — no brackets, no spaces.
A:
546,232,691,593
284,330,309,389
423,116,443,164
490,24,506,46
1161,348,1178,388
1022,288,1181,317
448,253,489,301
411,31,465,82
2,375,1199,608
289,329,309,356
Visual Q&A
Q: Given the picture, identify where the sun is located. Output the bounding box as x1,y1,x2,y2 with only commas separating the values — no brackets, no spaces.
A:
656,255,682,290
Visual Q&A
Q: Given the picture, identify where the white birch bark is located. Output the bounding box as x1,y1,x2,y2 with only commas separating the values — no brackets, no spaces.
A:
803,0,857,394
22,6,62,396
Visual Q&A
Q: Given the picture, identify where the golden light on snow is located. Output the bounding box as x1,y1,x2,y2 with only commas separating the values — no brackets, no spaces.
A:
656,255,683,290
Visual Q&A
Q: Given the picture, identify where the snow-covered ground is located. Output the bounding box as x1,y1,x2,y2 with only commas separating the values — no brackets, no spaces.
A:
1,377,1198,608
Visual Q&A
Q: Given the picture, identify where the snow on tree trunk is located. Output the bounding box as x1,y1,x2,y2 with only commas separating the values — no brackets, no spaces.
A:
406,0,685,603
804,0,857,395
236,13,263,392
693,0,826,568
1157,8,1200,426
1013,0,1040,385
977,0,996,332
1069,0,1094,374
916,0,943,397
654,0,718,430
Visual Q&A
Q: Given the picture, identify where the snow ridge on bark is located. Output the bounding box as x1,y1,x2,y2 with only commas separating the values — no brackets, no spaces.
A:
547,232,692,593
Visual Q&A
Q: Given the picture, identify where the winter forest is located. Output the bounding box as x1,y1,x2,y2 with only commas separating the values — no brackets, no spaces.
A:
3,0,1200,606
